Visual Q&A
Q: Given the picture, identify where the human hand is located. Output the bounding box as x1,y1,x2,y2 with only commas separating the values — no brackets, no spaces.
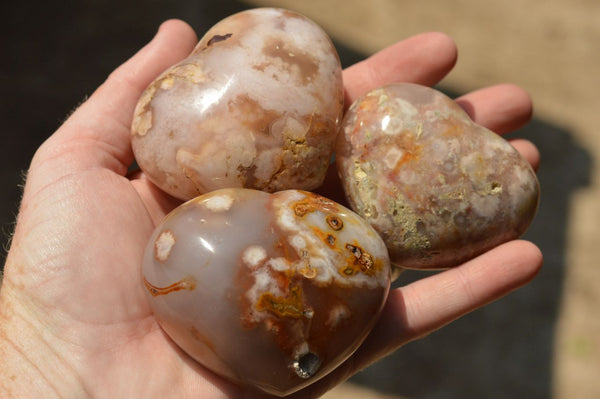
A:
0,19,542,399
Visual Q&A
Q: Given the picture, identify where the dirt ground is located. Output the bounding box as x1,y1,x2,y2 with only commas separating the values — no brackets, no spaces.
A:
2,0,598,398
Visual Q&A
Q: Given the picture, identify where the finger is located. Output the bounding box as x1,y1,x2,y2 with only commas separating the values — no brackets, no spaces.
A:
394,240,540,336
131,176,183,226
293,240,543,398
454,84,538,168
31,20,198,178
358,240,542,368
343,32,458,108
455,83,533,135
510,138,540,171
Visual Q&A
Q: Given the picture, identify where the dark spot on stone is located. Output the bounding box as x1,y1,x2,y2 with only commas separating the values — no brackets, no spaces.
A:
293,352,321,379
326,234,336,246
345,243,376,275
326,214,343,230
207,33,232,47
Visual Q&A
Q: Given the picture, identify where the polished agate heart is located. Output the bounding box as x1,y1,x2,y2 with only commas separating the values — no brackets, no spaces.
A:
131,8,344,200
142,188,390,396
336,83,539,269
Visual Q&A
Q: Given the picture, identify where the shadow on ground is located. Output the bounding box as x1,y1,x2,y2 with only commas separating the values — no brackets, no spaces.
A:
1,1,592,397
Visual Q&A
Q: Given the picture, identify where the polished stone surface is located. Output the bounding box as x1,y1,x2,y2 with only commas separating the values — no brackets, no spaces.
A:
143,188,390,395
337,83,539,269
132,8,343,200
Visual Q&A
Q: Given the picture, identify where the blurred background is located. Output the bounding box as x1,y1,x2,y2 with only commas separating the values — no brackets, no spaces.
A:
2,0,598,398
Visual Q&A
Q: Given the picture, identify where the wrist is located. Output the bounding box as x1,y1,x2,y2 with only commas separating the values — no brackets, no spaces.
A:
0,282,88,398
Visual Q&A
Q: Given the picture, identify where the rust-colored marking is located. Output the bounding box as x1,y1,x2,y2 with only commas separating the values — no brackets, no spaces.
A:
325,214,344,231
143,276,197,297
326,234,336,247
294,202,312,217
342,243,376,277
389,134,423,177
299,264,318,279
292,192,340,217
256,285,305,318
311,226,337,248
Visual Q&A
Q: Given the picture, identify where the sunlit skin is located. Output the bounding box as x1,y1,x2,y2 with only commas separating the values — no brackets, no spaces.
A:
0,19,541,398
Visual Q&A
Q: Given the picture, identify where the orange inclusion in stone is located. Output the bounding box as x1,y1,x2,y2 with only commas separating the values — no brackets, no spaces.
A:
291,192,341,217
143,276,197,297
256,285,305,318
340,242,379,277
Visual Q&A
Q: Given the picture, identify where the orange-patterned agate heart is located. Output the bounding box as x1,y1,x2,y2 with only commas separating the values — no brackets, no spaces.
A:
142,188,390,396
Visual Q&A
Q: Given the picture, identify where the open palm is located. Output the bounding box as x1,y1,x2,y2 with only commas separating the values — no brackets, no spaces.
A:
0,20,542,398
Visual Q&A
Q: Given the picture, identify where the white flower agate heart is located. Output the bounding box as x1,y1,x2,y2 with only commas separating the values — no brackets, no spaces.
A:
131,8,344,200
142,188,391,396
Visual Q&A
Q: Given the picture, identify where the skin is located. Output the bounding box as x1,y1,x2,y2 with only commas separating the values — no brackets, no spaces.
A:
0,19,542,399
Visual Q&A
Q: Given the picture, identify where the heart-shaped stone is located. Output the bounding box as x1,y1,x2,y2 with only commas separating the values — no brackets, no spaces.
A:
131,8,344,200
142,188,390,396
336,83,539,269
